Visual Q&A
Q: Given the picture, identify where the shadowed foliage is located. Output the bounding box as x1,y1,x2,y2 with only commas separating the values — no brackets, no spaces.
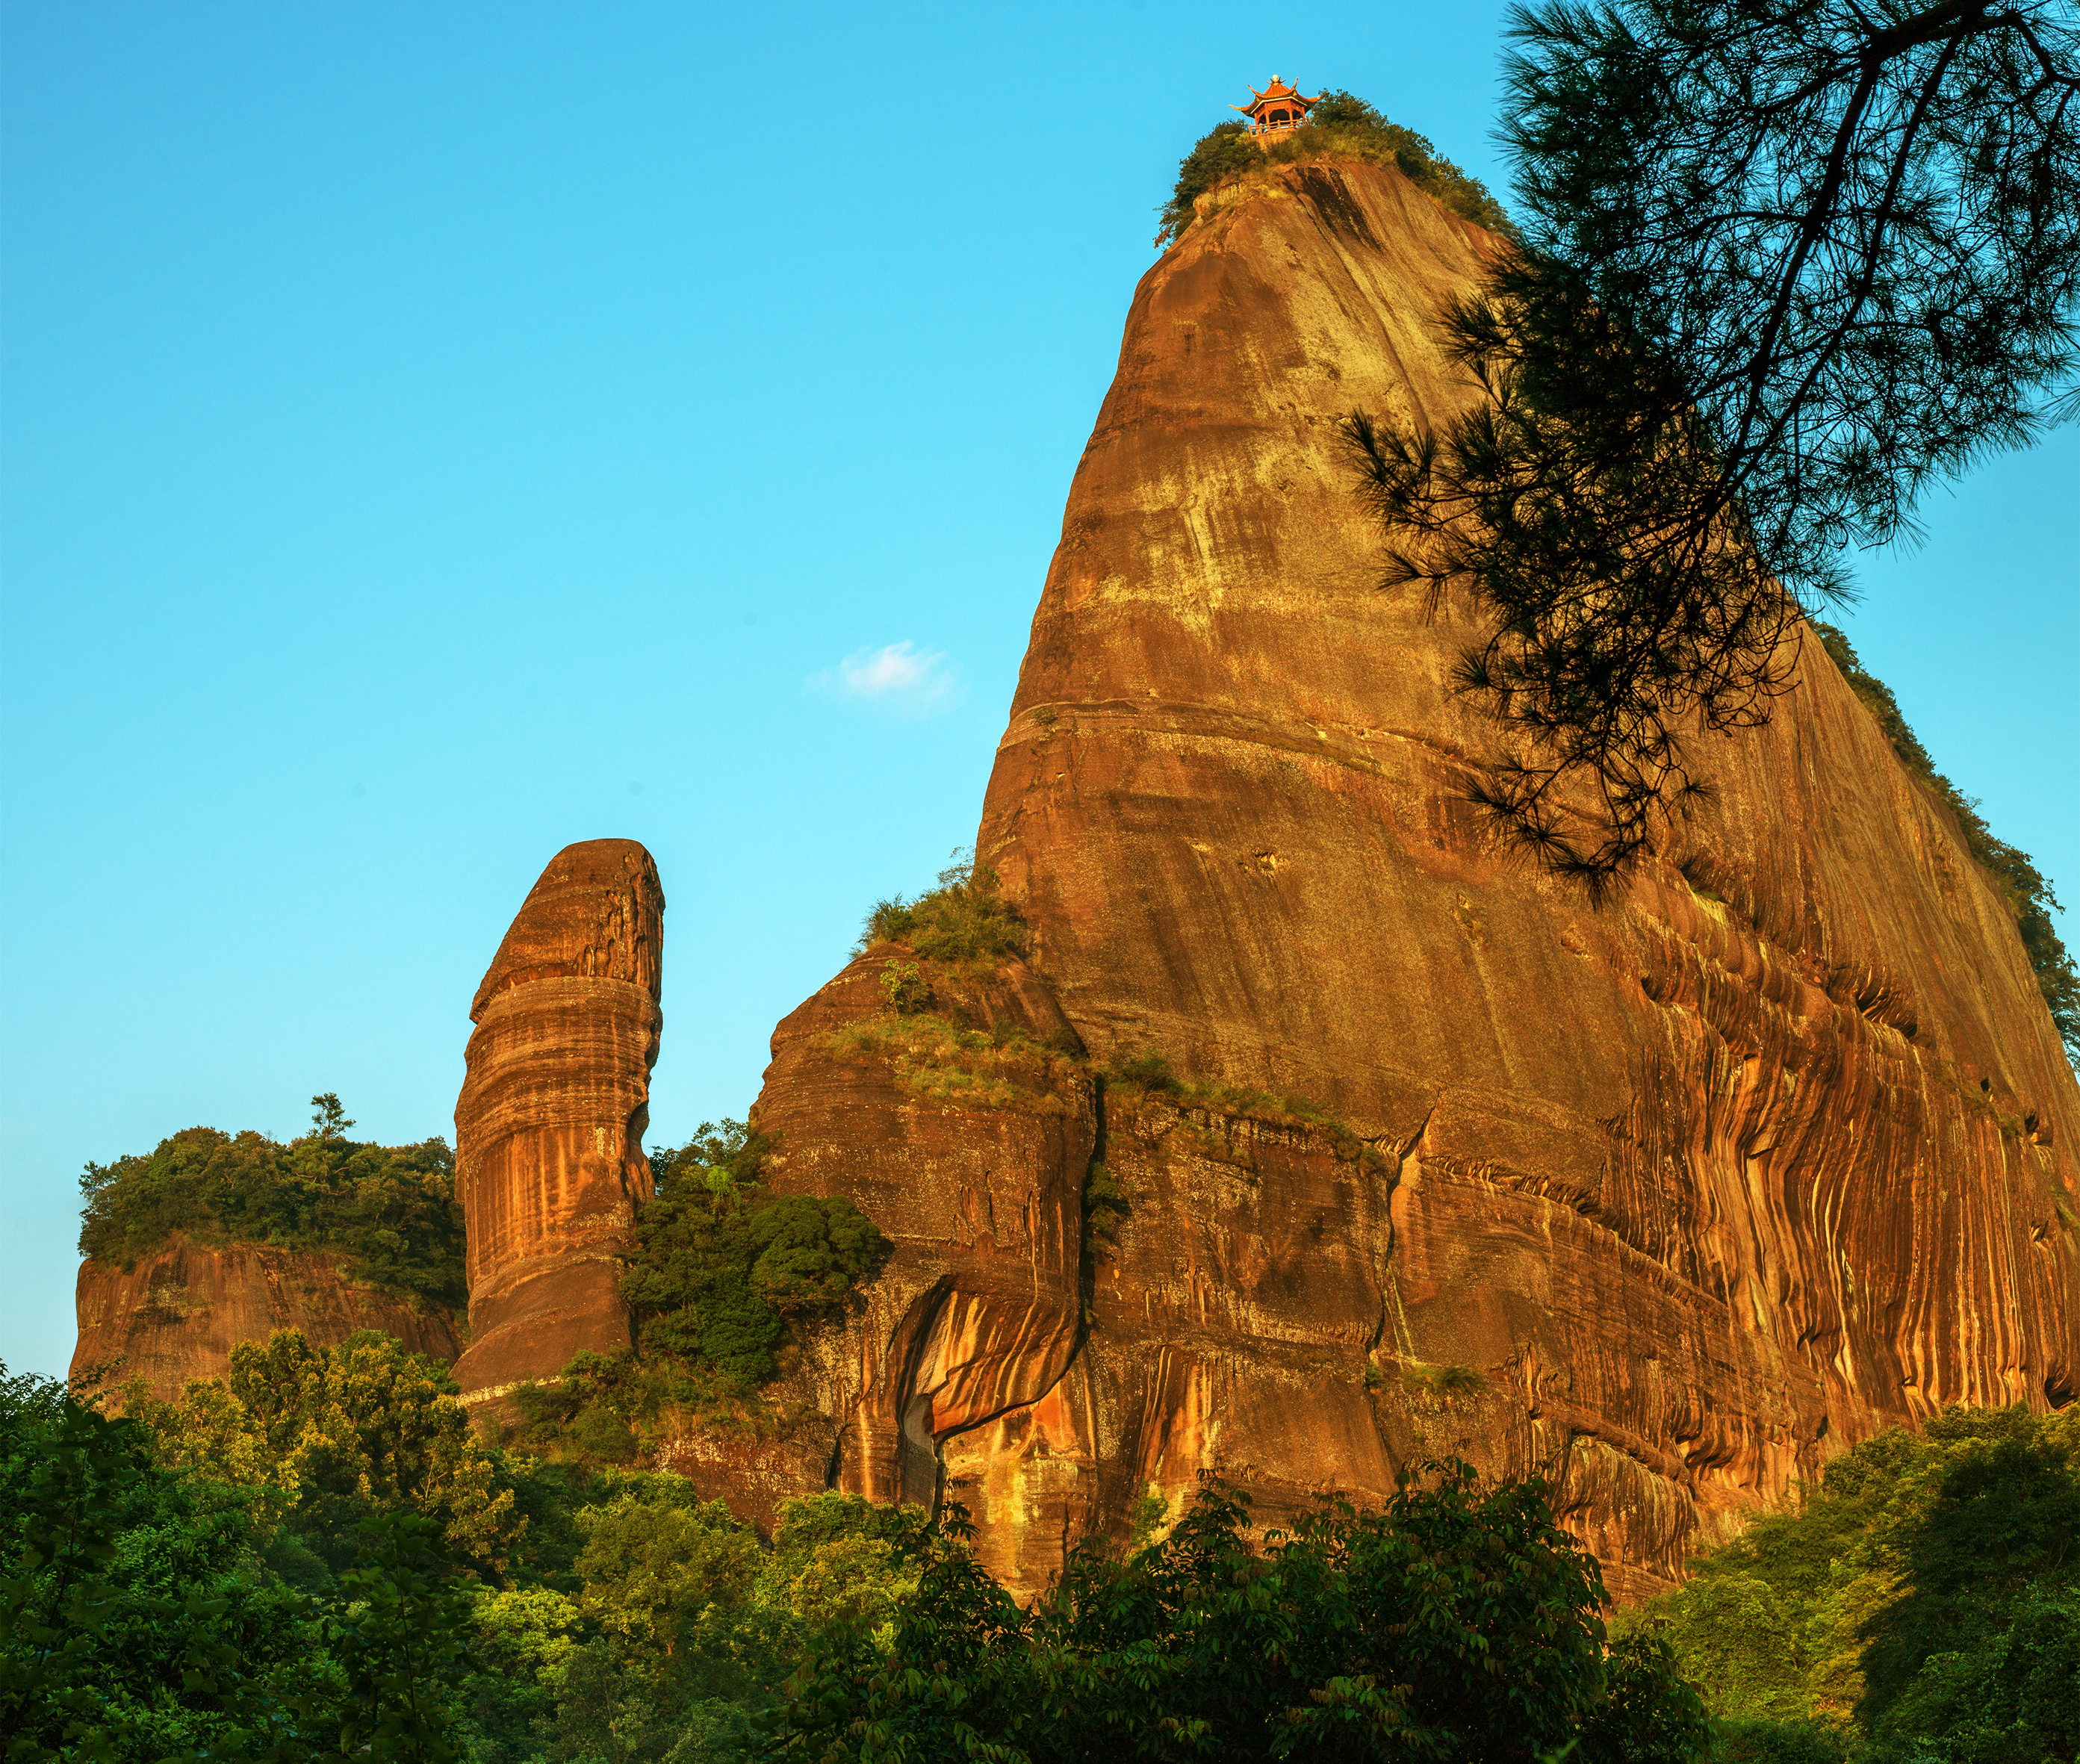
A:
621,1122,887,1390
1350,0,2080,885
767,1464,1713,1761
1621,1403,2080,1760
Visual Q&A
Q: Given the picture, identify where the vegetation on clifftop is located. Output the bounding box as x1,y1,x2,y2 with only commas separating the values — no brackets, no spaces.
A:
1814,623,2079,1067
857,846,1028,969
1155,90,1512,247
75,1093,466,1309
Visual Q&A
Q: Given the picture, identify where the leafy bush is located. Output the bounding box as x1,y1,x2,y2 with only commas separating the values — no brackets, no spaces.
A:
75,1093,465,1308
878,957,931,1015
1155,90,1512,246
1081,1161,1129,1251
119,1326,523,1572
772,1465,1712,1760
1,1360,474,1762
1627,1403,2080,1760
1152,119,1259,245
1815,623,2079,1066
858,847,1028,969
1402,1361,1485,1400
621,1126,886,1390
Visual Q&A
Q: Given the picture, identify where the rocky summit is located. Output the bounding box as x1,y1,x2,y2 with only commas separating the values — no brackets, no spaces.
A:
451,838,665,1407
747,156,2080,1599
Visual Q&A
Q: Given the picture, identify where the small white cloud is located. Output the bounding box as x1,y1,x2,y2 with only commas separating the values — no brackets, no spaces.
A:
810,641,960,713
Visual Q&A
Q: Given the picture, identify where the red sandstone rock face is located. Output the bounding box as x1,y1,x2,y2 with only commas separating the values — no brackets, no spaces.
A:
751,158,2080,1597
754,951,1095,1586
70,1232,462,1402
452,839,664,1406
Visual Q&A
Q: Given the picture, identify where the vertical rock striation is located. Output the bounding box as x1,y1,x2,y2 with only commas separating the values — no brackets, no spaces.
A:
451,839,664,1407
756,952,1096,1589
71,1235,462,1402
745,157,2080,1597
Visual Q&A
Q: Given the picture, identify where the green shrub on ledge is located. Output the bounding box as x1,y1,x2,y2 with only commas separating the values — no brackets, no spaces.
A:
858,846,1028,969
622,1120,887,1390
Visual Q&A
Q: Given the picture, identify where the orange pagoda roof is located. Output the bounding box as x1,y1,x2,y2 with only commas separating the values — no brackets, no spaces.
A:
1233,77,1323,121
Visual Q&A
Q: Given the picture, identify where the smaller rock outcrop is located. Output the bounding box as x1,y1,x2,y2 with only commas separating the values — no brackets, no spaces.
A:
452,839,665,1407
754,950,1095,1589
71,1234,462,1401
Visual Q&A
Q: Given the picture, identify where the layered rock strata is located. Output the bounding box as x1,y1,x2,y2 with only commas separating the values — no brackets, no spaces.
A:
451,839,664,1406
70,1233,462,1403
751,157,2080,1598
758,952,1095,1587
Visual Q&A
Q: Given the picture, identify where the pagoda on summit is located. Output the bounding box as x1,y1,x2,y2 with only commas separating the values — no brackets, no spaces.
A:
1233,77,1323,139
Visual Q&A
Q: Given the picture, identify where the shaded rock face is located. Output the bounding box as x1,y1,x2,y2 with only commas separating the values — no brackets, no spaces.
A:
71,1233,462,1402
452,839,664,1406
752,158,2080,1597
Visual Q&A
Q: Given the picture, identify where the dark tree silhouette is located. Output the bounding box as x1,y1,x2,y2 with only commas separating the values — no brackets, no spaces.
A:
1352,0,2079,886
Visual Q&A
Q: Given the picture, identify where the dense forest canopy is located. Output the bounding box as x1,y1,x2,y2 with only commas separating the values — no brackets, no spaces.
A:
75,1094,465,1309
1629,1403,2080,1761
19,1342,2075,1761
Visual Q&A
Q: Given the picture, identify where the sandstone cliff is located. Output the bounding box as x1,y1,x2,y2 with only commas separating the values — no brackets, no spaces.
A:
70,1233,462,1402
751,158,2080,1598
452,839,664,1407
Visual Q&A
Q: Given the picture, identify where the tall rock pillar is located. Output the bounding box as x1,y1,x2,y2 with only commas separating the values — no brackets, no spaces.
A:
452,839,664,1407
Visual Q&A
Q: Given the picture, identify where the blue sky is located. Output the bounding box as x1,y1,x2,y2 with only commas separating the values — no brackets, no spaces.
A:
3,2,2073,1380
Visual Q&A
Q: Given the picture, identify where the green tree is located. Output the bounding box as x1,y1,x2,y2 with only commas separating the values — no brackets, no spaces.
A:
622,1138,884,1390
572,1479,759,1660
769,1464,1710,1761
127,1327,523,1571
0,1362,471,1763
78,1098,465,1307
1353,0,2080,887
299,1512,474,1764
1631,1403,2080,1759
459,1583,587,1762
1153,120,1258,245
757,1492,933,1633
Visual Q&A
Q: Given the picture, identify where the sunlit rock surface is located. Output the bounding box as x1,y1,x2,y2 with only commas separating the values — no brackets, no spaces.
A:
451,838,664,1407
741,157,2079,1597
70,1233,461,1402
